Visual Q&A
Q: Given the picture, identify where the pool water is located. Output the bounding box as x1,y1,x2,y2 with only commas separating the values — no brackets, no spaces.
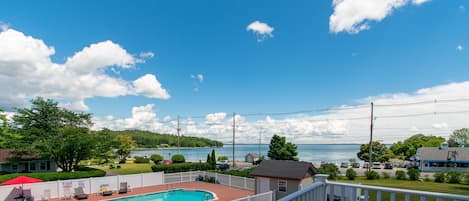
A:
110,189,215,201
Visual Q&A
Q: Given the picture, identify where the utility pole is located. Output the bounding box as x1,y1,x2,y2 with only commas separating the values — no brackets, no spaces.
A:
368,102,374,171
177,115,181,155
232,112,236,168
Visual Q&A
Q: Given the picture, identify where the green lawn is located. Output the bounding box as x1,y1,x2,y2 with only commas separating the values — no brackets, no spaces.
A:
336,177,469,201
93,162,153,175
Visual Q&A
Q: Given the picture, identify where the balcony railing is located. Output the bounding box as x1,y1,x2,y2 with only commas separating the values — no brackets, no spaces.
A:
277,174,469,201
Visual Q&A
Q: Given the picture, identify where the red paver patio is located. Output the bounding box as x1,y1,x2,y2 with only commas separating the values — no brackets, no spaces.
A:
51,182,254,201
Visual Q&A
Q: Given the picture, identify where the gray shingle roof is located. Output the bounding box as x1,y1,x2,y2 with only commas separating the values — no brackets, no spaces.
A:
417,147,469,161
250,160,317,180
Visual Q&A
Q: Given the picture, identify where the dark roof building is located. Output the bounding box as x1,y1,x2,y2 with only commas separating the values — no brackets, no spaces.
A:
250,160,318,180
416,146,469,172
0,149,38,163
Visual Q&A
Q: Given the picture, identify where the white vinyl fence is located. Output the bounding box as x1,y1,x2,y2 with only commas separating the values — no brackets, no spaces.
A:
233,191,274,201
0,172,164,201
164,171,255,191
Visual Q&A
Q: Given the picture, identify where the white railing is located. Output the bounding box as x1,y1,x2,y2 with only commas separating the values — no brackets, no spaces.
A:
279,174,469,201
233,191,274,201
164,171,255,191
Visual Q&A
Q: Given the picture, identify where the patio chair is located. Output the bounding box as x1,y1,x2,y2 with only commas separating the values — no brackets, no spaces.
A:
74,187,89,200
41,189,51,201
63,188,73,200
118,182,128,194
100,184,113,196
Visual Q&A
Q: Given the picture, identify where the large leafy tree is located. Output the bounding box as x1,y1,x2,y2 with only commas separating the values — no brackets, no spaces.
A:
448,128,469,147
11,97,94,171
0,110,20,148
92,128,116,163
267,134,298,161
115,134,136,162
357,141,393,163
390,134,445,160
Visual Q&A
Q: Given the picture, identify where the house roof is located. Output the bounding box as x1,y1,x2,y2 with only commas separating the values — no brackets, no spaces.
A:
417,147,469,162
0,149,39,163
250,160,317,180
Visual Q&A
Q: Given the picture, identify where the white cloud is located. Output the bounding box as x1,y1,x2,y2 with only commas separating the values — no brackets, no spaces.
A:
246,21,274,42
93,81,469,144
191,74,204,91
0,23,8,31
457,45,464,51
0,28,170,111
139,51,155,58
329,0,430,34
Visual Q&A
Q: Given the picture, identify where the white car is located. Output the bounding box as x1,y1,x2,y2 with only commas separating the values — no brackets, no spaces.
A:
372,162,382,169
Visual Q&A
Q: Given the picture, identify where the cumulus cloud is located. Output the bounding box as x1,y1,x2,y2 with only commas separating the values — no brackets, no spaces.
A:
139,51,155,58
246,21,274,42
329,0,430,34
93,81,469,144
457,45,464,51
0,28,170,111
191,74,204,91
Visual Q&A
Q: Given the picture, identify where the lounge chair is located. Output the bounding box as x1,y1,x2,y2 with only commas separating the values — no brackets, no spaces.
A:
41,189,51,201
74,187,89,200
100,184,113,196
118,182,128,194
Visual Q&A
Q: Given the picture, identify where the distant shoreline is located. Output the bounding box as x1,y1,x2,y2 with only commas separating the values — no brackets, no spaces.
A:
133,146,222,150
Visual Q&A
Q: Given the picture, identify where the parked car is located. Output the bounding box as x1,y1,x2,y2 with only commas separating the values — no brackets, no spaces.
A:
384,163,393,169
162,160,173,165
362,162,369,169
352,162,360,168
372,162,382,169
216,163,230,170
340,162,349,168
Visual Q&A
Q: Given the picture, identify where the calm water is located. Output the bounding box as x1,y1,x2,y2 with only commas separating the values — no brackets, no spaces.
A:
131,144,360,164
110,189,214,201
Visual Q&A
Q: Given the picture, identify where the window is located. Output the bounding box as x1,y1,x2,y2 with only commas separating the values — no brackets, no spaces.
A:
40,162,46,170
278,180,287,192
30,163,36,171
12,164,18,172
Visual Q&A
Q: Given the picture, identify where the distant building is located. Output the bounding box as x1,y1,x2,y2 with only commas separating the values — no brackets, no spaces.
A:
159,144,169,148
416,142,469,172
0,149,57,173
245,153,259,163
250,160,318,200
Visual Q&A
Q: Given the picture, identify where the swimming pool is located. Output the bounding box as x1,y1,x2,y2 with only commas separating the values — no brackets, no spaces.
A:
110,189,216,201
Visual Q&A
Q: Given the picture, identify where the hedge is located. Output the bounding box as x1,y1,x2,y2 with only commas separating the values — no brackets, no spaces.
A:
0,166,106,183
151,162,212,173
209,167,255,178
134,156,150,163
171,154,186,163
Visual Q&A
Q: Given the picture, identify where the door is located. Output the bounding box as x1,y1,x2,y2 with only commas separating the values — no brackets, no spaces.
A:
257,177,270,193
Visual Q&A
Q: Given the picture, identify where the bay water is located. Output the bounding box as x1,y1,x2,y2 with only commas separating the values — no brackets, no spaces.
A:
131,144,360,164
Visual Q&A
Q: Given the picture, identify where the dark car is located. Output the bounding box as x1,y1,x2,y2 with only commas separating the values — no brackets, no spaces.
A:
340,162,349,168
384,163,393,169
216,163,230,170
352,162,360,168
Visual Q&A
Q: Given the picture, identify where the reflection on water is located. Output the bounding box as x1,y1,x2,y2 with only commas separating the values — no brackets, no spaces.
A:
131,144,360,164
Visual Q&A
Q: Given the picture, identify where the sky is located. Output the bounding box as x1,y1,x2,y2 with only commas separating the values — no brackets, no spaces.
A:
1,0,469,144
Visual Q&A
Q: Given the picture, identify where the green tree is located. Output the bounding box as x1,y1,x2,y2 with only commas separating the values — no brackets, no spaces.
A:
0,109,20,148
206,154,211,164
171,154,186,163
390,134,445,159
115,134,136,162
150,154,164,164
318,163,340,180
210,149,216,168
448,128,469,147
44,127,95,172
357,141,393,163
267,134,298,161
92,128,116,163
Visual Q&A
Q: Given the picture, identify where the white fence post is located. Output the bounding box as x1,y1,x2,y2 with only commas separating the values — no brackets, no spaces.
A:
140,173,144,187
57,180,60,199
244,177,247,189
229,175,232,187
89,178,92,194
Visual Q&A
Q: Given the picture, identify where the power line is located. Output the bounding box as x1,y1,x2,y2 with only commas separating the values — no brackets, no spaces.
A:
373,98,469,107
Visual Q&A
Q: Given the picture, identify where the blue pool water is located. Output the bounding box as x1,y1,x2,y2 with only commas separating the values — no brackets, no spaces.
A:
110,189,215,201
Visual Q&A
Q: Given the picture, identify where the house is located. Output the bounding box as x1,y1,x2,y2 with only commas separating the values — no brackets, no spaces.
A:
245,153,259,163
0,149,57,173
416,142,469,172
250,160,318,200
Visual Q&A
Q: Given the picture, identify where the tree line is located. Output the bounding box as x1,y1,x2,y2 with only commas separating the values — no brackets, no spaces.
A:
111,130,223,148
0,97,221,172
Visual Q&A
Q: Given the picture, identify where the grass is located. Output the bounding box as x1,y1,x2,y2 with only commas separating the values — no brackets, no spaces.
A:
92,161,153,175
0,167,105,183
336,177,469,201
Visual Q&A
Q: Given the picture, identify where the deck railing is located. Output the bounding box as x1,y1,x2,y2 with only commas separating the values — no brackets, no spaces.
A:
164,171,255,191
278,174,469,201
233,191,274,201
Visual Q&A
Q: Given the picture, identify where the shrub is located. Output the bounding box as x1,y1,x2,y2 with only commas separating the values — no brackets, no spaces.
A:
407,168,420,181
318,163,340,180
150,154,164,164
0,167,105,183
151,162,212,173
171,154,186,163
365,170,380,180
395,170,406,180
134,156,150,163
423,174,431,182
119,159,126,164
382,172,390,179
434,172,446,183
345,168,357,180
447,171,462,184
464,174,469,185
217,156,228,161
210,167,255,178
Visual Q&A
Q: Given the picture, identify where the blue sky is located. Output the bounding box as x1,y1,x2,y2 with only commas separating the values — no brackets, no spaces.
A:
1,0,469,143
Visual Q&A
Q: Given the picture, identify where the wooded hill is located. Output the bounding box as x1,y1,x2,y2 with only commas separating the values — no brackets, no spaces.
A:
109,130,223,148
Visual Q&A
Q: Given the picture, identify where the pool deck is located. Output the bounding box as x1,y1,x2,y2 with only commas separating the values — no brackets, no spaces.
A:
51,182,254,201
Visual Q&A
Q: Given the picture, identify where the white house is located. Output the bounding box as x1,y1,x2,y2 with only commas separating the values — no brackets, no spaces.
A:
416,143,469,172
0,149,57,173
